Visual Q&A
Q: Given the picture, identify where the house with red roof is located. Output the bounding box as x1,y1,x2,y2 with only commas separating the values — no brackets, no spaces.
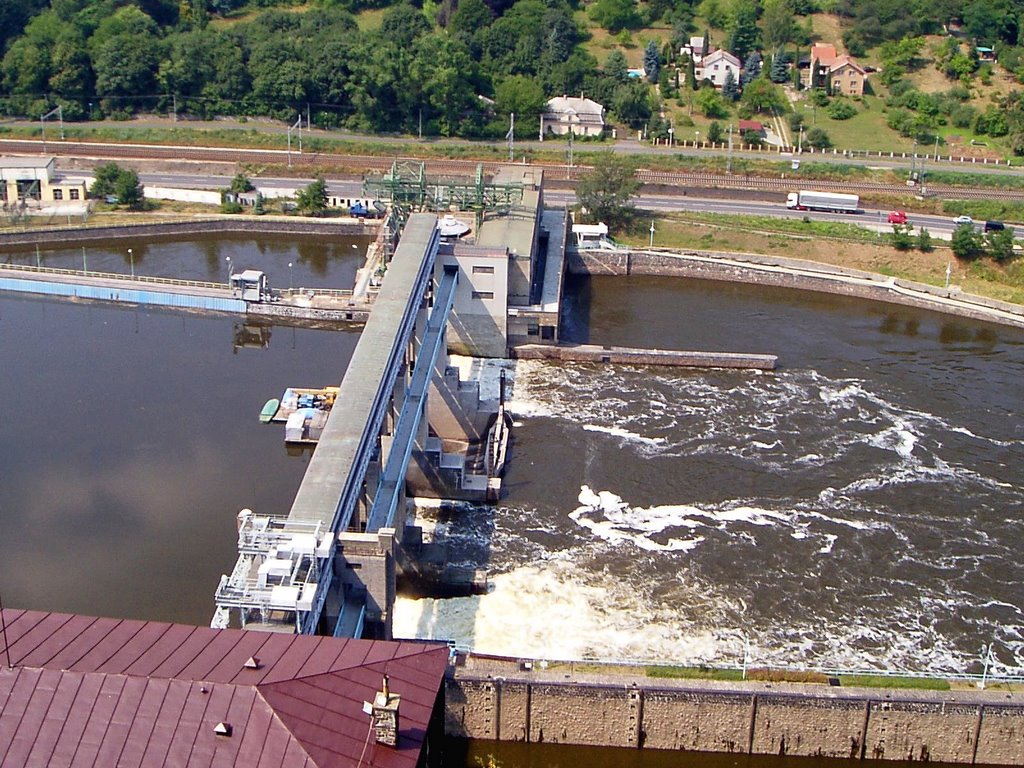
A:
805,43,868,95
0,609,451,768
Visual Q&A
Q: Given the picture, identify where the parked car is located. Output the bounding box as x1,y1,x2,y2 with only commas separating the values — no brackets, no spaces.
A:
984,220,1005,232
953,215,974,225
887,211,908,224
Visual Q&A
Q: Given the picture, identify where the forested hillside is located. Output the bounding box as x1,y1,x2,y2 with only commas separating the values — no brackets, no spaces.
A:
2,0,1024,152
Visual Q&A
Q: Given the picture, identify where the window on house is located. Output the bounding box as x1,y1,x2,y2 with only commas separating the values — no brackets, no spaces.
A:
471,291,494,300
52,189,63,200
70,189,79,200
472,265,495,274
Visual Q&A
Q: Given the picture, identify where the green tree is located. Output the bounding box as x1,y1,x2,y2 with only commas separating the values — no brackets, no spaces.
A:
295,174,328,216
494,75,546,135
698,0,726,29
769,47,789,83
604,49,629,80
761,0,794,51
721,68,738,101
740,76,785,114
917,227,933,252
696,86,729,118
381,3,431,47
449,0,491,37
414,33,477,137
987,227,1017,262
707,120,724,143
115,168,145,210
229,173,254,194
576,153,639,231
890,223,913,250
950,222,984,259
588,0,641,33
643,40,660,83
611,80,653,127
741,51,762,87
804,126,832,149
726,0,759,62
89,162,124,199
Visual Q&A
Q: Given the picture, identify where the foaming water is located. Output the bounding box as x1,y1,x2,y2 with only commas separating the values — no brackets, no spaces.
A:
397,278,1024,675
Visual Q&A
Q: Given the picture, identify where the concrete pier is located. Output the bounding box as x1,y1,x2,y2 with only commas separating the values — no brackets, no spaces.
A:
512,342,777,370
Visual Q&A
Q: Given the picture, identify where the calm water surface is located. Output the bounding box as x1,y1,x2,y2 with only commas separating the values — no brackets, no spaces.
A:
2,231,371,290
0,236,362,623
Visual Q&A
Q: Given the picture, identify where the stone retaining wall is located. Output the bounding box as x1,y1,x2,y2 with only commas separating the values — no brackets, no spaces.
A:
568,248,1024,330
445,673,1024,764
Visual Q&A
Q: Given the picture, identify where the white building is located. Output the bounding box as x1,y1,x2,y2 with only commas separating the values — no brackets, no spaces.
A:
0,156,87,205
540,96,605,139
682,36,707,66
697,49,741,89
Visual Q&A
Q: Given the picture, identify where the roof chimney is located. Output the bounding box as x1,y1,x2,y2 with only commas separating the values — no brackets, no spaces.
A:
372,675,401,747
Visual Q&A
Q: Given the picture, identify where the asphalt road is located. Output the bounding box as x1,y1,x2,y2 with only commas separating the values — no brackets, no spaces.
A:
133,170,964,239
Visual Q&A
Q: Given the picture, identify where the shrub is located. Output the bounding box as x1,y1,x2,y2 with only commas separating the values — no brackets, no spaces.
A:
804,127,832,149
827,99,858,120
917,227,934,252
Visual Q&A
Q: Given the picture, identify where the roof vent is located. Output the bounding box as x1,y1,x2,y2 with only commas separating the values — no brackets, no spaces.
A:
244,656,261,670
214,722,233,737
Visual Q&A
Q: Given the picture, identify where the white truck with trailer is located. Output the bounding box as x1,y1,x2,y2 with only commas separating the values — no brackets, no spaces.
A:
786,190,860,213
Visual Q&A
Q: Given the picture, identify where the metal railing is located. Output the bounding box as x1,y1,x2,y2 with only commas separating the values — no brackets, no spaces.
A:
447,642,1024,686
0,261,227,290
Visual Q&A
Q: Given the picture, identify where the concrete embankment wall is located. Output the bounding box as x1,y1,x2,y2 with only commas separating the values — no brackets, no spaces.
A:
512,342,776,370
446,671,1024,764
0,216,374,248
568,248,1024,330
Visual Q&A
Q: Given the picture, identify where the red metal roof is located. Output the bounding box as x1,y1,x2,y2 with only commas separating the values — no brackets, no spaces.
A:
0,609,450,768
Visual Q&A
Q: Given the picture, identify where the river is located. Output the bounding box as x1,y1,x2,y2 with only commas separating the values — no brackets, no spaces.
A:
3,242,1023,674
395,273,1024,677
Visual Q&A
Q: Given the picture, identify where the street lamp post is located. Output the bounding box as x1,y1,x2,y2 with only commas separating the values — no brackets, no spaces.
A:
694,130,699,147
288,261,293,291
668,127,674,147
727,123,734,173
128,248,134,278
649,220,655,248
798,125,804,153
225,255,232,286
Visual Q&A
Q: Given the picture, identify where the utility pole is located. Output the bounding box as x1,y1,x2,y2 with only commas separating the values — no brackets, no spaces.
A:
418,109,422,140
506,113,515,162
41,105,64,148
172,94,177,122
287,115,302,168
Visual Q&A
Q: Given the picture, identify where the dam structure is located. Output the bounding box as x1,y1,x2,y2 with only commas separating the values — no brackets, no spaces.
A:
211,168,573,639
209,188,556,638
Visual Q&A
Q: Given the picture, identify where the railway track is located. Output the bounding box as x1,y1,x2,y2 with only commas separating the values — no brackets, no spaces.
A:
4,137,1023,202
